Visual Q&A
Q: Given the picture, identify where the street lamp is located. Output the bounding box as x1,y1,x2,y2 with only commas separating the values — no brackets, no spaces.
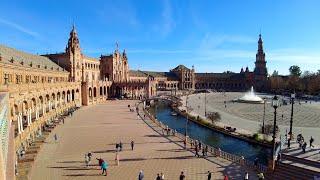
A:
205,91,207,117
289,93,295,137
185,96,189,148
262,97,266,134
271,95,279,163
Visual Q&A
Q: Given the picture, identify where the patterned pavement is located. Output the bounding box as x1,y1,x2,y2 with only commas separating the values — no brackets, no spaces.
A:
30,100,260,180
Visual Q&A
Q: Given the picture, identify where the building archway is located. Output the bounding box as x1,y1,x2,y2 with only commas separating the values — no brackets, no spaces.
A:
89,88,92,98
93,87,97,98
72,89,75,101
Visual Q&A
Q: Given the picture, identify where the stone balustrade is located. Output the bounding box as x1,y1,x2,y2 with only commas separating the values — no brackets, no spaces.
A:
0,82,81,93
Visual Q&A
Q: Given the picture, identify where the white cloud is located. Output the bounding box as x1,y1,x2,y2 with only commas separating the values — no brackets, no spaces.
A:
199,33,256,50
0,18,39,37
153,0,176,37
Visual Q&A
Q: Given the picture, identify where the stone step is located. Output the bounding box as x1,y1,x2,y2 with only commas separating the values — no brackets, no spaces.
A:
275,162,318,180
25,148,38,155
281,160,320,174
282,154,320,168
18,154,36,163
26,145,41,150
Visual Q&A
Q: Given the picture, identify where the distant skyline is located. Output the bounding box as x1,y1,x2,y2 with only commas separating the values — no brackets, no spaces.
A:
1,0,320,75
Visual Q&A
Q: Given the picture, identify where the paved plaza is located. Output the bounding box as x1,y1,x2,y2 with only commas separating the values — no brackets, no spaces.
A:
30,100,259,180
184,92,320,145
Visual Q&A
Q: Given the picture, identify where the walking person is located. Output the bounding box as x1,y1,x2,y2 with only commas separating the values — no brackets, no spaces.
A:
195,146,200,158
310,136,315,148
85,154,89,167
179,171,185,180
205,145,208,156
207,171,212,180
101,161,108,176
202,147,206,157
54,134,58,143
276,153,281,165
302,142,307,153
119,140,123,151
257,172,264,180
160,173,164,180
156,174,161,180
244,172,249,180
254,158,258,171
96,157,104,167
139,171,144,180
131,140,134,151
115,153,119,166
88,151,92,162
116,143,119,152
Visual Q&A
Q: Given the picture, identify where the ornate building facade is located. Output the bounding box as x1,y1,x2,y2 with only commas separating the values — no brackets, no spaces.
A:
0,25,268,179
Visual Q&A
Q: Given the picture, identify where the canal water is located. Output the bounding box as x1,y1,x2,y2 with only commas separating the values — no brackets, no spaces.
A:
149,101,271,165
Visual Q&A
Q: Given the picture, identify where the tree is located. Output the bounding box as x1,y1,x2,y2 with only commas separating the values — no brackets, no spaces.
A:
289,65,302,77
259,124,280,135
206,112,221,124
302,70,313,78
271,70,279,77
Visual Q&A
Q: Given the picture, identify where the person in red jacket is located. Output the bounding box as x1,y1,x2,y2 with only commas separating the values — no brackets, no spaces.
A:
224,175,229,180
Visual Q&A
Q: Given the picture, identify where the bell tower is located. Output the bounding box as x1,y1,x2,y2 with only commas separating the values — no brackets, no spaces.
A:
254,33,268,90
254,34,267,76
66,23,82,82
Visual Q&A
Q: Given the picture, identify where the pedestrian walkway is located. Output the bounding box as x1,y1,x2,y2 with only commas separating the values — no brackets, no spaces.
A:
30,100,262,180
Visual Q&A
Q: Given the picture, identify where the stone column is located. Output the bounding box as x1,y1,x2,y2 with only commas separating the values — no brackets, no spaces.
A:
59,96,62,106
29,108,32,124
49,101,51,112
27,109,31,126
17,115,21,134
19,113,24,133
35,106,38,120
43,103,45,115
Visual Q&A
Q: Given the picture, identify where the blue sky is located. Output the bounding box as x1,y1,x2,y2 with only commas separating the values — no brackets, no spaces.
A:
1,0,320,75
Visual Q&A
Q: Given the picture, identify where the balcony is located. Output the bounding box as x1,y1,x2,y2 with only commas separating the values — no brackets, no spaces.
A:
0,82,81,93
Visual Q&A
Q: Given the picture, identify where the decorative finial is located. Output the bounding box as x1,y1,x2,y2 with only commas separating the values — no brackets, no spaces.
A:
116,41,118,50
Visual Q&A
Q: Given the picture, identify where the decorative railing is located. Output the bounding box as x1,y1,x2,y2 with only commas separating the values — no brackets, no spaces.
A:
0,82,81,93
139,103,268,173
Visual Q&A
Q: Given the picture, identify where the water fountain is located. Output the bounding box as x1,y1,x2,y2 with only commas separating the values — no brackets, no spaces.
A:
238,86,263,103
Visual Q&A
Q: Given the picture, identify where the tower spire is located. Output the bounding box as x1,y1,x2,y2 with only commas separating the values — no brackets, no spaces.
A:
258,33,263,54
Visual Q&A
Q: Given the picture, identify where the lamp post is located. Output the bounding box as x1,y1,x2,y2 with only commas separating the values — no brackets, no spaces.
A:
289,93,295,137
185,96,189,147
262,97,266,134
270,95,279,170
205,91,207,117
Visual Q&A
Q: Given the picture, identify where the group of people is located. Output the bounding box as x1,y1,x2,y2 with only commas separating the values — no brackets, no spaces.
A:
192,140,208,158
155,172,165,180
296,134,315,153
